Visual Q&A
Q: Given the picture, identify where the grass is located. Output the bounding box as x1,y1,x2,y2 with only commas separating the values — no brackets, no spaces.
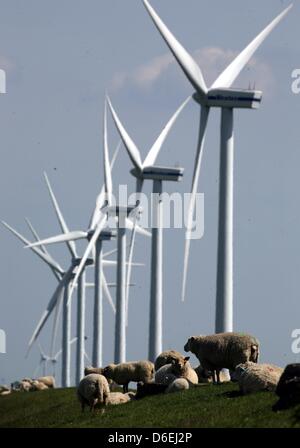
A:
0,383,300,428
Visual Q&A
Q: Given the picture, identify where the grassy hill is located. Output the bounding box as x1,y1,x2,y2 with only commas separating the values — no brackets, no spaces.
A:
0,383,300,428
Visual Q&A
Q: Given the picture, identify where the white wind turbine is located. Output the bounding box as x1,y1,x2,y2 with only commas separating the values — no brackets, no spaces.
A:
26,101,150,367
2,218,116,386
143,0,292,333
107,95,190,361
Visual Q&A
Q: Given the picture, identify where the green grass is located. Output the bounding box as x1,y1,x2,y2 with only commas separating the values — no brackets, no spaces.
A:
1,383,300,428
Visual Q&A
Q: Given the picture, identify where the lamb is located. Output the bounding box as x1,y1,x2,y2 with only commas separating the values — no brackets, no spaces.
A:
155,357,198,386
184,332,260,384
154,350,185,371
233,362,283,395
77,374,110,412
103,361,154,393
37,376,55,388
106,391,136,405
165,378,189,394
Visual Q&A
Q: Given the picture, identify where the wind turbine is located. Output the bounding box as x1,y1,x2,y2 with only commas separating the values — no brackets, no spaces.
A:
26,101,149,367
142,0,292,333
107,95,190,361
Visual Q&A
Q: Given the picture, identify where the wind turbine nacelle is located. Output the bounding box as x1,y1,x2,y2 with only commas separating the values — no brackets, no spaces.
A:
131,166,184,182
194,89,262,109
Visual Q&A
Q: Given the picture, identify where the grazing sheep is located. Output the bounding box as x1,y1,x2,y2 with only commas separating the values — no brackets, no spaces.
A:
233,362,283,395
154,350,185,371
135,382,168,399
77,374,110,412
165,378,189,394
107,391,135,405
85,366,115,389
184,332,260,384
103,361,154,393
37,376,55,389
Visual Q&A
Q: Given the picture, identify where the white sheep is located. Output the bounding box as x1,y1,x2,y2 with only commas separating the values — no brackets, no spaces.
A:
165,378,189,394
106,391,136,405
155,357,198,386
233,362,283,394
77,374,110,412
154,350,185,371
103,361,154,393
37,376,55,388
184,332,260,384
30,380,49,391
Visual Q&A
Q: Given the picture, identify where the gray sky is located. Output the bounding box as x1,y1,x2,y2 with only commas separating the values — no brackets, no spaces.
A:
0,0,300,385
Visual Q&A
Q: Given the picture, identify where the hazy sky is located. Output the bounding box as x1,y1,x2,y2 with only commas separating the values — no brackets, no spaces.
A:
0,0,300,385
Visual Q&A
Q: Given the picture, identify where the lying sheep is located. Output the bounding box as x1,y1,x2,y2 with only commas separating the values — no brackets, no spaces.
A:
155,357,198,386
171,357,198,385
184,332,260,384
0,389,11,397
77,374,110,412
103,361,154,393
154,350,185,371
166,378,190,394
37,376,55,389
136,382,169,399
106,391,135,405
30,380,49,392
20,380,33,392
233,362,283,395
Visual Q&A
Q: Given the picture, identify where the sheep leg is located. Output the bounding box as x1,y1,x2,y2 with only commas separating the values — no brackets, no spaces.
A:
216,369,221,384
123,383,129,393
212,370,217,384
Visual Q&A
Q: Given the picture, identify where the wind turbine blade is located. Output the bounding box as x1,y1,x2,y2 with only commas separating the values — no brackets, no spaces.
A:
25,231,88,249
38,342,47,359
143,0,207,97
211,4,293,89
107,96,143,172
102,259,144,267
84,351,91,364
44,172,77,258
182,106,209,302
25,218,62,282
69,215,107,298
125,219,137,326
143,96,191,168
89,141,122,231
102,270,116,314
2,221,64,276
125,217,151,237
50,289,64,358
26,265,74,356
103,99,113,206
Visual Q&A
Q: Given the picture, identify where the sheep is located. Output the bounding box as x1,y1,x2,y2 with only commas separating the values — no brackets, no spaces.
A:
273,363,300,411
106,391,136,405
77,374,110,412
154,350,185,371
155,357,198,386
85,366,115,389
103,361,154,393
20,379,33,392
0,389,11,397
171,357,198,385
37,376,55,389
233,362,283,395
135,382,168,399
165,378,189,394
184,332,260,384
30,380,49,392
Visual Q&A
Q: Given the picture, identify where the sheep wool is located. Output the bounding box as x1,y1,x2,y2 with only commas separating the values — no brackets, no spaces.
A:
107,392,135,405
37,376,55,388
103,361,154,393
171,357,198,385
165,378,189,394
154,350,185,371
155,364,178,385
234,362,283,395
77,374,110,412
184,332,260,383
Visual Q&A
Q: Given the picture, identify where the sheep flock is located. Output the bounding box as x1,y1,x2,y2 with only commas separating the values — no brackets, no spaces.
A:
1,332,299,414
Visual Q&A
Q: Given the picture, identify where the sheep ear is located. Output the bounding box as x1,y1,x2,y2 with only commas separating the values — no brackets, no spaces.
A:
184,357,190,363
